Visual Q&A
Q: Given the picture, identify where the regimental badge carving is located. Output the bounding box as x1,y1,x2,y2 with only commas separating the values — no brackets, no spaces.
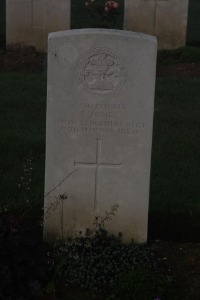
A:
76,48,127,97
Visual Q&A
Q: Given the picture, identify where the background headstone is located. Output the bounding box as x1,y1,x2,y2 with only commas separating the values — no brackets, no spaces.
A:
0,0,6,49
6,0,71,51
44,29,157,243
124,0,189,49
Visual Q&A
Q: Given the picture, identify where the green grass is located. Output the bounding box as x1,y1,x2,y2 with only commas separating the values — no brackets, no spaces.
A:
0,73,46,212
107,269,174,300
1,72,200,225
150,77,200,219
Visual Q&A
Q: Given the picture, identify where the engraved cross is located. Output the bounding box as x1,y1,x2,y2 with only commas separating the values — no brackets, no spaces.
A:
74,139,122,210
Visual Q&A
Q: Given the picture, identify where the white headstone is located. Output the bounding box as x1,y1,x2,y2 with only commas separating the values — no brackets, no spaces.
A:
6,0,71,51
44,29,157,243
124,0,189,49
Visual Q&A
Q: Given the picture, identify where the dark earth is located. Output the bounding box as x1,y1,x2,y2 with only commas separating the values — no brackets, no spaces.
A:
0,46,200,299
1,46,200,76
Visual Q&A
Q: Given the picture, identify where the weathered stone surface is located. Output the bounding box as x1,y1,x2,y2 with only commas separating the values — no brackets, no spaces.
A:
6,0,71,51
44,29,157,243
124,0,189,49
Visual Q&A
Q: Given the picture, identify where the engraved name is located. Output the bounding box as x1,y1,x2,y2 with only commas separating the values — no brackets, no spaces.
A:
81,110,118,119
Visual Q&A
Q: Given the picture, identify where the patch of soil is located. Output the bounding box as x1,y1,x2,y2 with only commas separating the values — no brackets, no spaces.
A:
157,62,200,77
0,46,46,73
1,46,200,76
148,216,200,299
148,215,200,242
152,241,200,300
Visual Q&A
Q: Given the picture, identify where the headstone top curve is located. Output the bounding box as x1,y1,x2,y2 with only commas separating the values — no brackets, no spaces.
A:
48,29,157,44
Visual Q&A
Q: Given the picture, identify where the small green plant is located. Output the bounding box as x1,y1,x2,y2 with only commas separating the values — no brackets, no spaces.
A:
47,205,159,299
18,151,33,206
92,203,119,231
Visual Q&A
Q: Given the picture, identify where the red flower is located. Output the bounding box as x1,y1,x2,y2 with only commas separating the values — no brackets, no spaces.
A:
104,0,119,12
